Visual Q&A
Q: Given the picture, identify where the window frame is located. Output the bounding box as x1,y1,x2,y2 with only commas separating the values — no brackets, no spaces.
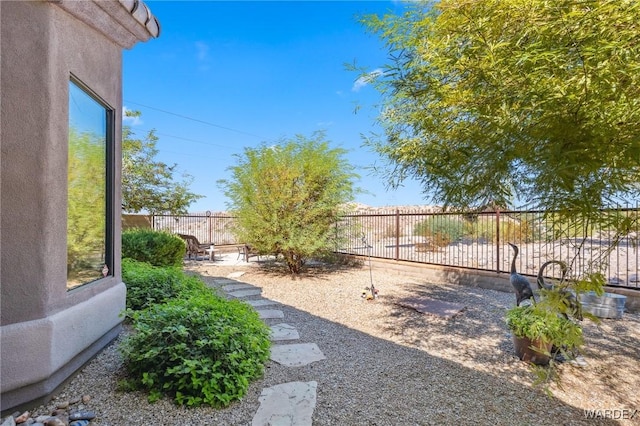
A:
67,75,115,289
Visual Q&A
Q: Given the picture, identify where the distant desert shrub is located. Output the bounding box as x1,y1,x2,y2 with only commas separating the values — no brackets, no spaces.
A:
468,215,538,244
414,215,466,247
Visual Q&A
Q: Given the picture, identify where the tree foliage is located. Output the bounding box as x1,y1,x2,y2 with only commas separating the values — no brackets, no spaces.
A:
360,0,640,219
68,127,106,283
219,132,358,274
122,112,202,214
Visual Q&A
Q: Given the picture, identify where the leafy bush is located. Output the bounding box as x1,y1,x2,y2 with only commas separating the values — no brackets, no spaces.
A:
219,132,358,274
122,228,185,267
505,268,602,394
414,215,466,247
468,215,538,243
383,223,403,238
505,305,583,347
314,251,364,267
122,259,205,311
119,292,271,407
500,216,537,243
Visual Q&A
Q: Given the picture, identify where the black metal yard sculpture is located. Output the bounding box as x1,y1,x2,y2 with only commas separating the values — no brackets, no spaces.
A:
536,260,568,290
537,260,583,321
508,243,536,306
361,235,378,300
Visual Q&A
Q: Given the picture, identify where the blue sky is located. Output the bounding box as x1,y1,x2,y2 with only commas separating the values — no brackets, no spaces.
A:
123,0,426,213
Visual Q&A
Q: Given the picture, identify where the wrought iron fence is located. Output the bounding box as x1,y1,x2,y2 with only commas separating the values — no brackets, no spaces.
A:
335,206,639,289
148,205,639,289
151,212,238,246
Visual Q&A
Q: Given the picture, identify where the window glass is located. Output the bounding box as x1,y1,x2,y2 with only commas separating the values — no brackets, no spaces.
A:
67,79,111,288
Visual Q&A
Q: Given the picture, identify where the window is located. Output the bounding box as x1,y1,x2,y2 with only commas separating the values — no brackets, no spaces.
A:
67,78,113,289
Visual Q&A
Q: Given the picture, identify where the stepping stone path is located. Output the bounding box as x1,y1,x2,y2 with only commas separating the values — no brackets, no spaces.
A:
228,289,262,298
215,278,242,285
245,299,280,308
257,309,285,319
251,381,318,426
270,343,326,367
269,323,300,341
212,275,326,425
222,283,255,292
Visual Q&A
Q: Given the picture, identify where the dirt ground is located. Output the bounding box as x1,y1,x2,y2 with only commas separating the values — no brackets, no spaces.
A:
186,258,640,425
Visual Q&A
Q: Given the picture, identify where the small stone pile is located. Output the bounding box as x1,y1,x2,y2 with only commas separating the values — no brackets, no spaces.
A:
1,395,96,426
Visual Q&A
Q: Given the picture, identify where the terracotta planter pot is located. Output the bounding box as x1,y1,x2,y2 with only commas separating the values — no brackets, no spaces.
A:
512,335,552,366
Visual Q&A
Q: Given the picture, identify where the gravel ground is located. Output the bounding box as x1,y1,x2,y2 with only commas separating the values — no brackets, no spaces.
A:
26,260,640,426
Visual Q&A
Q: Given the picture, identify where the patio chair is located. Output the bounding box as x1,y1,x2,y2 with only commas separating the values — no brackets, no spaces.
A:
237,244,260,262
177,234,212,260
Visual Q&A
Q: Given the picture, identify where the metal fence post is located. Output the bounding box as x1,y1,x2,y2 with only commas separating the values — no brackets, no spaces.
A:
496,209,501,273
207,212,212,244
395,209,400,261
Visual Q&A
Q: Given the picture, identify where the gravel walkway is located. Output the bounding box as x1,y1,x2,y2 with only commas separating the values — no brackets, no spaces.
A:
23,261,640,426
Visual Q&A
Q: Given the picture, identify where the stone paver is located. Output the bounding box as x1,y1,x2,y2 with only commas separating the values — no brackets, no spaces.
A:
257,309,284,319
244,299,279,307
251,381,317,426
269,323,300,341
213,278,241,286
218,279,323,424
222,283,256,292
228,289,262,298
227,271,245,278
270,343,326,367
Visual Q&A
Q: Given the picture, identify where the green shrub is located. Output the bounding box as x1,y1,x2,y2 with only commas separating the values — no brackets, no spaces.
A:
469,215,538,243
382,222,402,238
505,305,583,347
500,216,536,243
122,228,185,267
122,259,206,311
119,291,271,407
414,215,466,246
219,132,358,274
314,251,363,267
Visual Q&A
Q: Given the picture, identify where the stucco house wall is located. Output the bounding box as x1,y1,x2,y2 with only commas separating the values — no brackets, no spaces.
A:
0,0,158,411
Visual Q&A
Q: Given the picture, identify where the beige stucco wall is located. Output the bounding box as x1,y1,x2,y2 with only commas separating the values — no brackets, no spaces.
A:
0,0,157,411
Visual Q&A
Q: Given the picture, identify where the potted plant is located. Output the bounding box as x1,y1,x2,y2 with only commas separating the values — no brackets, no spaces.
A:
506,304,583,366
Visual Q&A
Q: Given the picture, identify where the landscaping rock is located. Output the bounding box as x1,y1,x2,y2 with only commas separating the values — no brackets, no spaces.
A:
12,394,96,426
0,416,16,426
55,401,69,410
14,412,29,423
68,411,95,422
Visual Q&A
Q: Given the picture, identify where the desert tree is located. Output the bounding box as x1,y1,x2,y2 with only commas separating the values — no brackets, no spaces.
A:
219,132,358,274
358,0,640,277
359,1,640,213
122,111,202,214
